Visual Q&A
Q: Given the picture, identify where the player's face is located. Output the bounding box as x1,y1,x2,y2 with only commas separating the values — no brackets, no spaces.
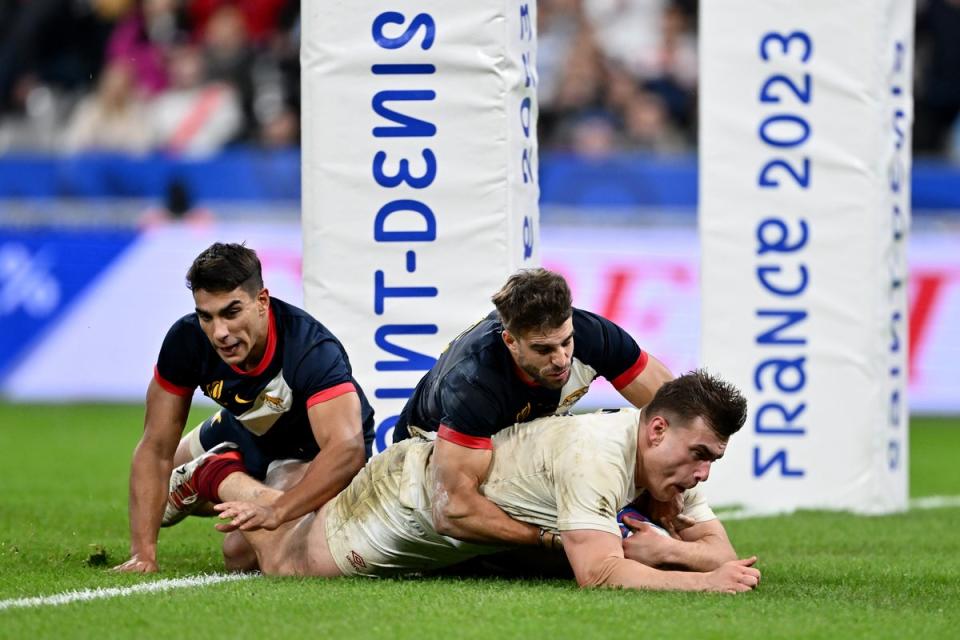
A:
640,415,727,501
506,318,574,390
193,287,270,370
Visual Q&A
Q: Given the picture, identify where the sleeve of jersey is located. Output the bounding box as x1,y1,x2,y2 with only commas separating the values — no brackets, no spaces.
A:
553,433,628,536
579,310,646,390
154,320,200,396
435,373,504,449
295,341,358,409
680,486,718,523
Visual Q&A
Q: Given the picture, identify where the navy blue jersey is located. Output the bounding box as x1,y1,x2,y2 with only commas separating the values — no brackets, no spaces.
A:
154,297,374,455
393,308,646,448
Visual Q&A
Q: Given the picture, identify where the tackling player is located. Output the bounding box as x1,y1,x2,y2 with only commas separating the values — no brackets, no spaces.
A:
391,268,675,548
113,242,374,573
196,370,760,593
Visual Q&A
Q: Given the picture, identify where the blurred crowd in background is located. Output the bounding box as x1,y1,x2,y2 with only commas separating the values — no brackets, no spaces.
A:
0,0,958,159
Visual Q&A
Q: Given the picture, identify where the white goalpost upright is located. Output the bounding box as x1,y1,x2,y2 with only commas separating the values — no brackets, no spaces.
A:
699,0,913,513
300,2,539,451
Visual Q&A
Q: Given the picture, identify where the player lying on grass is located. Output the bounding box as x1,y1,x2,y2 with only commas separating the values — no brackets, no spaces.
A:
172,370,759,592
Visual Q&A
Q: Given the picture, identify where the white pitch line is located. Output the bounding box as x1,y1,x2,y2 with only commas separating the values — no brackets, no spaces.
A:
908,495,960,510
0,573,256,612
720,494,960,521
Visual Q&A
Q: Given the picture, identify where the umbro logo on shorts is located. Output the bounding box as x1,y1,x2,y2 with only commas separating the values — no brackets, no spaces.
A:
347,550,366,570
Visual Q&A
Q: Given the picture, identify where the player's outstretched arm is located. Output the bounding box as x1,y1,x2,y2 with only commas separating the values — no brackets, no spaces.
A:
563,528,760,593
429,438,542,546
616,353,673,409
113,379,192,573
235,392,366,531
622,516,737,571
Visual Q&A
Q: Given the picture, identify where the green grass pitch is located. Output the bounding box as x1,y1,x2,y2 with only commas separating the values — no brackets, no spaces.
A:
1,403,959,638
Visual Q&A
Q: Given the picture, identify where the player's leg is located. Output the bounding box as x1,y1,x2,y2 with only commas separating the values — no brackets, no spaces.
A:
246,505,341,576
165,412,224,523
168,410,320,569
220,458,308,572
214,464,342,577
229,439,486,577
166,410,270,524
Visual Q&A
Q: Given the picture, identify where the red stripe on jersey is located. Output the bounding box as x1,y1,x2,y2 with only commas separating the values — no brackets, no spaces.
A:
306,382,356,408
438,425,494,450
153,365,194,396
231,305,277,377
611,351,649,390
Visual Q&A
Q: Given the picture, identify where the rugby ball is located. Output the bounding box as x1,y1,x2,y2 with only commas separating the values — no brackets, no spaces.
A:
616,506,670,538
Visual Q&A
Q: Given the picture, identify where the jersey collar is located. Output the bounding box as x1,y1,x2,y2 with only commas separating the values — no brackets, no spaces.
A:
230,304,277,376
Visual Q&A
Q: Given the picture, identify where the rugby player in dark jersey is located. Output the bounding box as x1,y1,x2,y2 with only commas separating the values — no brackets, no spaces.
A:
392,268,673,549
113,243,374,573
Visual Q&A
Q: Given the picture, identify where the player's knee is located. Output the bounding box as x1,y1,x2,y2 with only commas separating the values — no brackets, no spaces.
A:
222,532,258,573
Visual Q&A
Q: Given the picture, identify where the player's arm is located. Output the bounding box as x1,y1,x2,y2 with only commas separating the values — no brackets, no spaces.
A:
674,519,738,570
114,378,192,573
562,528,759,593
616,352,673,409
237,391,366,530
429,436,541,545
622,517,737,571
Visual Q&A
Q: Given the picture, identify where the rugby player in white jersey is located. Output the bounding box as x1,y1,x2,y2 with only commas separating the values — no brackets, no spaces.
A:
183,370,760,593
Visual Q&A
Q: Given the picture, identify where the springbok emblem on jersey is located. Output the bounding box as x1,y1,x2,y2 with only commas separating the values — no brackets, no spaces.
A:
556,386,589,413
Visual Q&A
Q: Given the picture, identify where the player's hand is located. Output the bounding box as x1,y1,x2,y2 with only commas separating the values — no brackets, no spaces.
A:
214,501,281,532
620,516,676,566
646,495,694,539
112,553,158,573
705,556,761,594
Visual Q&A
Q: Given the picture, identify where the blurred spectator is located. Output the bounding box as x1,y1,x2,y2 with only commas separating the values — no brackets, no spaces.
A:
187,0,289,44
259,106,298,148
138,178,214,227
538,0,583,110
914,0,960,156
0,74,67,152
0,0,116,113
201,4,257,139
150,43,242,157
251,4,301,148
194,1,300,144
551,25,608,127
538,0,698,153
61,59,152,154
584,0,670,78
4,1,960,160
106,0,188,97
623,89,687,153
569,111,620,156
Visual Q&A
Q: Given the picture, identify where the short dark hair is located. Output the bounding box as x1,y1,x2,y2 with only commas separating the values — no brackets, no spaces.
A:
186,242,263,297
644,369,748,440
491,268,573,336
